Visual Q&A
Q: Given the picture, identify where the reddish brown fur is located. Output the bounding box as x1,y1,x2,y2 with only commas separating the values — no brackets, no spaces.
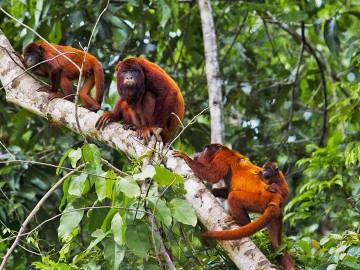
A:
23,41,104,111
95,57,184,143
259,161,289,203
174,144,294,270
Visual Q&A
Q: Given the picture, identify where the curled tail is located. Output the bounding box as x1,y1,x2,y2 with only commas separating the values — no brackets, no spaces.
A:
201,205,279,241
93,59,104,105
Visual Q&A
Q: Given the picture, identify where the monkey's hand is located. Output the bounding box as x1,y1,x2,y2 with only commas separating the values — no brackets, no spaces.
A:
137,126,163,143
172,150,188,160
123,124,136,131
48,92,65,101
37,85,53,94
265,184,277,193
95,112,117,130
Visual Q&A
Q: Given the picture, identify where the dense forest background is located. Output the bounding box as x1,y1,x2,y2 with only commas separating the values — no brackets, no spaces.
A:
0,0,360,269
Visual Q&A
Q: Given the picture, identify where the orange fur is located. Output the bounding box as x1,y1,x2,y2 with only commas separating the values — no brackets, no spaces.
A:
95,57,184,143
23,42,104,112
174,144,294,270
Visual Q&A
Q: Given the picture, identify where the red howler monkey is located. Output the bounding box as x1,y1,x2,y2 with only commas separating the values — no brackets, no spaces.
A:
23,42,104,112
95,57,184,143
259,161,289,203
173,144,294,270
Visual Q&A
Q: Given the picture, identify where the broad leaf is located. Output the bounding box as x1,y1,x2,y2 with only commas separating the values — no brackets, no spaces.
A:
103,238,126,270
147,197,172,227
125,221,150,258
58,199,85,240
153,166,184,186
169,198,197,226
117,176,140,198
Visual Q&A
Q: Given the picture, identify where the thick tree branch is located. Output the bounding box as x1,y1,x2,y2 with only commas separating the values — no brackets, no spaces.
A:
0,30,276,270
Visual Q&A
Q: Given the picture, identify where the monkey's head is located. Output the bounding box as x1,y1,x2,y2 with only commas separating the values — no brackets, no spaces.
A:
116,58,146,104
23,42,44,68
262,161,279,179
195,144,248,165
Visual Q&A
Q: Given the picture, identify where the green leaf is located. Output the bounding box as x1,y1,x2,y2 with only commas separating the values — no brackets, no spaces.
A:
324,18,340,56
125,221,150,258
147,197,172,227
57,148,73,175
144,265,162,270
88,206,109,234
133,165,156,180
169,198,197,226
298,239,311,253
95,170,117,201
111,213,124,246
153,166,184,186
48,20,62,43
88,229,107,250
157,0,172,28
277,11,308,23
68,148,82,168
117,176,140,198
58,199,85,240
68,173,87,196
103,237,126,270
95,172,107,201
82,144,101,169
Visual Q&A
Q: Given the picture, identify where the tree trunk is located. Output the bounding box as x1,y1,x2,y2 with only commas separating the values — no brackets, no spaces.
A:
0,30,276,270
197,0,224,144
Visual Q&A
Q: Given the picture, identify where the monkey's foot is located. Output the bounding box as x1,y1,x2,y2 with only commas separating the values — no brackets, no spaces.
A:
37,85,53,93
95,112,117,130
47,92,65,101
224,216,237,224
123,124,136,131
84,103,100,112
137,126,163,143
266,202,281,212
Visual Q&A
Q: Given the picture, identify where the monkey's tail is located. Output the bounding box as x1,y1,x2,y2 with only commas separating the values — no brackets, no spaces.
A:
93,60,105,105
201,205,279,241
279,250,295,270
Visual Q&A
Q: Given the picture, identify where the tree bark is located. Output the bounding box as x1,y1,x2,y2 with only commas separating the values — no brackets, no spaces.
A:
197,0,224,144
0,30,276,270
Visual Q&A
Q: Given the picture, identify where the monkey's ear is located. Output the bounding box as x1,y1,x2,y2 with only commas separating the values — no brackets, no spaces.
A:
38,44,44,53
274,167,279,173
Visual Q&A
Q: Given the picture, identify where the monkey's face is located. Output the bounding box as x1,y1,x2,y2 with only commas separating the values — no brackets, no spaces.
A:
23,44,44,68
262,164,278,178
117,62,146,103
194,144,224,163
122,69,139,87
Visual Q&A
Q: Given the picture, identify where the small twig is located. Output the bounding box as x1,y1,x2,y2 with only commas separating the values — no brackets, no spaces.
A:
161,106,211,159
0,140,15,160
0,163,86,270
73,0,109,139
101,158,129,177
220,12,248,65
